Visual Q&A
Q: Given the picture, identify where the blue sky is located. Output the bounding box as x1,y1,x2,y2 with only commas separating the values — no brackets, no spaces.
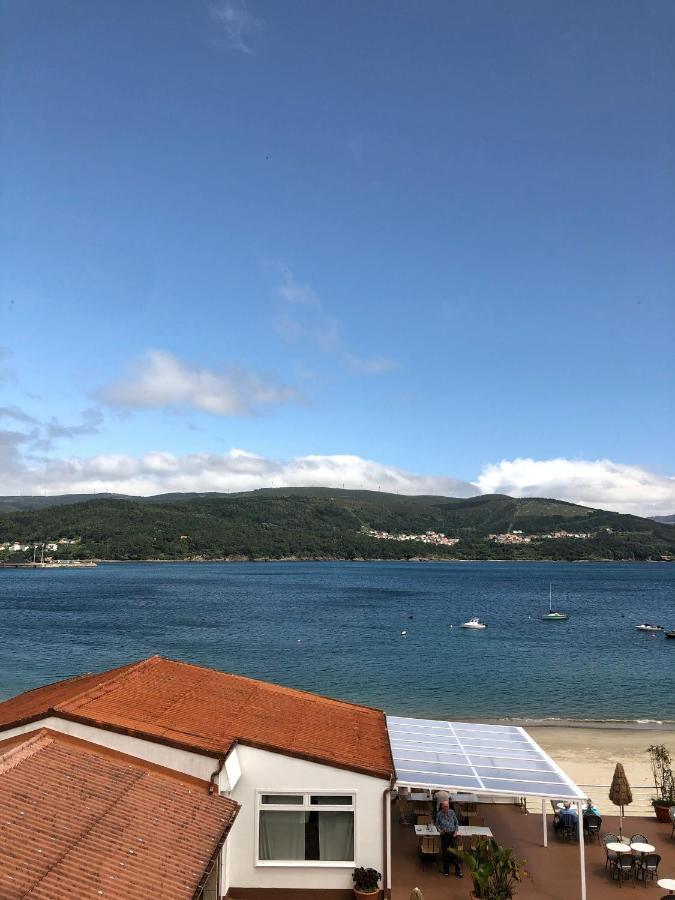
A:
1,0,674,514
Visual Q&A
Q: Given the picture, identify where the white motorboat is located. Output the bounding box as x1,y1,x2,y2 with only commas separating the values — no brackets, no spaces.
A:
461,617,487,629
635,623,663,632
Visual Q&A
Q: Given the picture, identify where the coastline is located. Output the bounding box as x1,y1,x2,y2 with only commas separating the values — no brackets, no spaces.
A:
77,556,674,564
525,724,674,797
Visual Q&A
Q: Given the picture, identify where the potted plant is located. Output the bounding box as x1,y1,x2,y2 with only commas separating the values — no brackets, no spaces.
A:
451,838,527,899
647,744,675,822
351,866,381,899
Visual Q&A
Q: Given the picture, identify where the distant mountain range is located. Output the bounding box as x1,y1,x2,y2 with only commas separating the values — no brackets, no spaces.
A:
652,513,675,525
0,488,673,562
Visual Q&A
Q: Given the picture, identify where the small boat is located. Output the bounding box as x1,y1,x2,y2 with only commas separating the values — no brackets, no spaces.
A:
664,631,675,639
541,584,569,621
635,623,663,632
461,617,487,629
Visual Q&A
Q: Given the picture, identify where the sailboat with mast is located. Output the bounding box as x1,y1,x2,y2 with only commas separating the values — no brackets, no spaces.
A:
541,584,569,621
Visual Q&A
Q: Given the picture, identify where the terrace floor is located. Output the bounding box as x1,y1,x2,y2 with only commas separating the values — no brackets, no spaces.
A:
391,804,675,900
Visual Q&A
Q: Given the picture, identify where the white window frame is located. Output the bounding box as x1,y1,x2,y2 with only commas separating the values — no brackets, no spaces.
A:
255,791,357,868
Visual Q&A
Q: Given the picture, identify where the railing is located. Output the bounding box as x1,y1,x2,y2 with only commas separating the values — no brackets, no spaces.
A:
518,785,655,817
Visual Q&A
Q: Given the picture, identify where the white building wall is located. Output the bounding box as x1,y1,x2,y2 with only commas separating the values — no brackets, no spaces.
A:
221,744,390,893
0,716,218,781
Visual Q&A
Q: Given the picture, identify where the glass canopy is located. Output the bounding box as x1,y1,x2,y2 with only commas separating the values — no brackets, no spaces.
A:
386,715,586,800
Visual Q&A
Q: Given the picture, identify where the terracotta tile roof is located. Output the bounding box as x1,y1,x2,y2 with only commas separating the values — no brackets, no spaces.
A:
0,728,238,900
0,656,394,779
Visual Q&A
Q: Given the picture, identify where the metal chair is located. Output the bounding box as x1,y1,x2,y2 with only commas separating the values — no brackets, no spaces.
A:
612,852,635,887
559,811,578,841
603,833,619,871
584,814,602,842
636,852,660,886
630,833,649,845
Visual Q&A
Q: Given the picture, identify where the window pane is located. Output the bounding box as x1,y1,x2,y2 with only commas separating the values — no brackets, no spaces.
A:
310,795,352,806
317,811,354,861
259,811,307,859
261,794,303,805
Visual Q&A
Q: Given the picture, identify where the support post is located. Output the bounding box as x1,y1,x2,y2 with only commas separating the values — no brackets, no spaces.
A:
542,798,548,847
577,800,586,900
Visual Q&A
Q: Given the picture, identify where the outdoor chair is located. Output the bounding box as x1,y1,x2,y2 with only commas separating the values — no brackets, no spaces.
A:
559,811,578,841
398,796,414,825
603,833,619,870
417,834,440,860
612,853,635,886
584,814,602,842
630,833,648,845
636,853,660,886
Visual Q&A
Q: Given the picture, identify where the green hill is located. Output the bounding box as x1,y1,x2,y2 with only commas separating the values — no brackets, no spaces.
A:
0,488,673,562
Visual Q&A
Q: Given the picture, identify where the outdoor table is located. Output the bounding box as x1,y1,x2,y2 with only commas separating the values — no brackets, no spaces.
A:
606,842,633,854
414,824,439,836
457,826,493,838
630,842,655,855
657,877,675,894
451,793,479,804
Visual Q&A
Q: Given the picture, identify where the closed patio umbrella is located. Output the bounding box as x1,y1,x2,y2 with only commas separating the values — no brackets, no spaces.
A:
609,762,633,838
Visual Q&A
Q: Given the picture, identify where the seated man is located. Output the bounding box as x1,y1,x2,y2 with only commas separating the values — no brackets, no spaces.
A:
553,801,577,831
435,800,463,878
582,798,601,817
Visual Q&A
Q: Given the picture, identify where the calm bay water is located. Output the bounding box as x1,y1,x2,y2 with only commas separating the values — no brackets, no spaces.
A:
1,561,673,722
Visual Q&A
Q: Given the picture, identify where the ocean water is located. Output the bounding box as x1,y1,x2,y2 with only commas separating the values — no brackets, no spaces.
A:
1,561,673,722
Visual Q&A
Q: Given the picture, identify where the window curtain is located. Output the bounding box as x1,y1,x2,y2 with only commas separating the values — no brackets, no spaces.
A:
259,811,306,860
317,811,354,861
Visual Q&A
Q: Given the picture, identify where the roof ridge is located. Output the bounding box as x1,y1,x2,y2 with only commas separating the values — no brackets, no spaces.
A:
157,656,386,715
55,655,163,714
0,728,54,775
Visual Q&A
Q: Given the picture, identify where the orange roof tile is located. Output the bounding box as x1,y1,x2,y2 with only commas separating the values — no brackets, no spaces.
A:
0,656,394,779
0,728,238,900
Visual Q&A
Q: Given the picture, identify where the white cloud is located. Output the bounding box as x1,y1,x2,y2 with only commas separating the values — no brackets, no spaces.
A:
0,448,477,498
210,0,261,53
344,353,399,375
475,457,675,517
98,350,297,416
1,420,673,516
277,269,399,375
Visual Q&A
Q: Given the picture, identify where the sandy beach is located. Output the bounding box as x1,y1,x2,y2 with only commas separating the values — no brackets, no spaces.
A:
527,724,675,812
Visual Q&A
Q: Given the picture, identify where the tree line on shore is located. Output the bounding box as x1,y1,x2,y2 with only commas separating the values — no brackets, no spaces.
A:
0,489,673,562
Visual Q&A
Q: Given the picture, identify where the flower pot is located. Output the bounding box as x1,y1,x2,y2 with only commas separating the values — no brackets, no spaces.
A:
353,890,380,900
654,803,672,823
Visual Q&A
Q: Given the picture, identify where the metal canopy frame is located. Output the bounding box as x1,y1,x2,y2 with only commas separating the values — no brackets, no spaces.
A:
386,715,588,900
